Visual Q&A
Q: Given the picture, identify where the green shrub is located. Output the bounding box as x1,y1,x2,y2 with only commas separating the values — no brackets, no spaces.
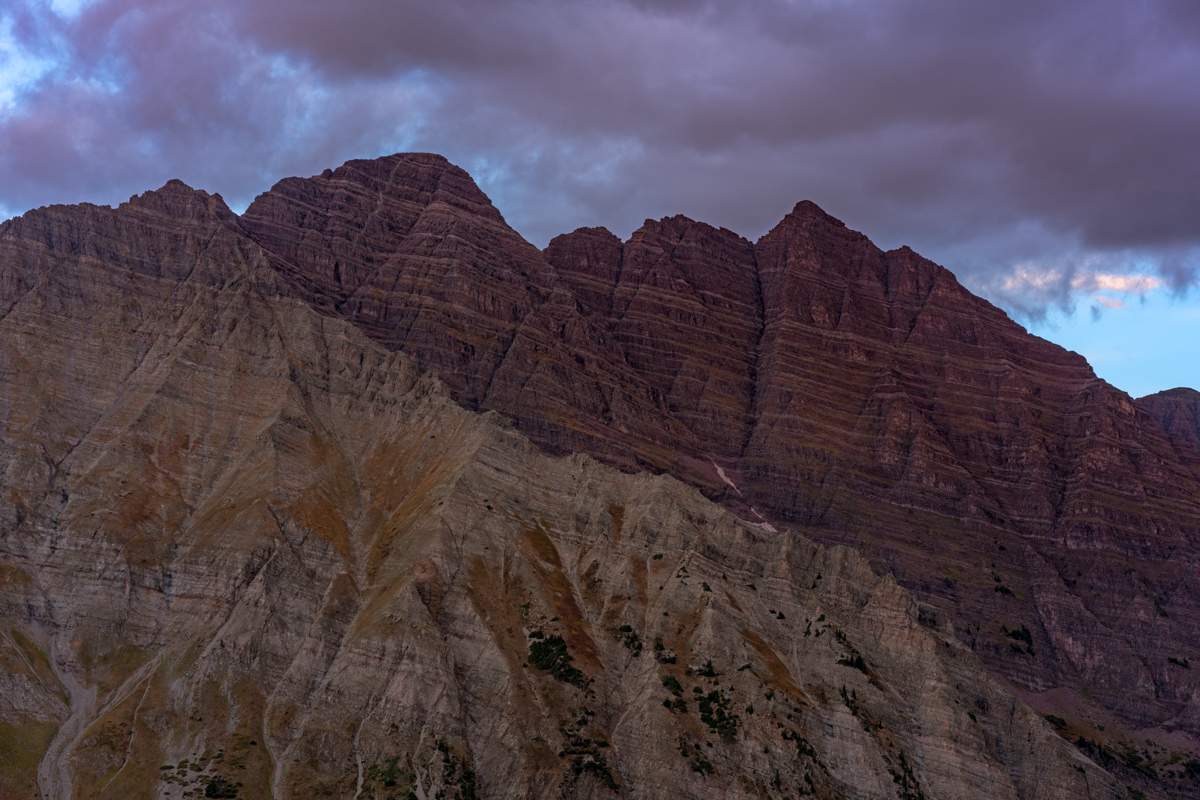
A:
204,776,238,798
528,634,587,687
837,654,868,674
1002,624,1033,646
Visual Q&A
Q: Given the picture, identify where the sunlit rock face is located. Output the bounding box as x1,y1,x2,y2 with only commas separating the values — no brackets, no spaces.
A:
0,153,1195,798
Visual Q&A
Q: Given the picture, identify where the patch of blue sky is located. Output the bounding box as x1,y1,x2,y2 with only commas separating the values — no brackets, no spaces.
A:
45,0,100,19
255,56,330,153
0,14,57,114
1031,288,1200,398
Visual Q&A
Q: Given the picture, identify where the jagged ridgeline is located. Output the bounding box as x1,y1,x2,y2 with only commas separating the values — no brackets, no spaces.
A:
0,153,1196,799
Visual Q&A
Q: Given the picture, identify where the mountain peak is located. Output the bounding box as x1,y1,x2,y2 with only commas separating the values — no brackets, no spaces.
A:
239,152,534,317
787,198,845,226
122,179,236,222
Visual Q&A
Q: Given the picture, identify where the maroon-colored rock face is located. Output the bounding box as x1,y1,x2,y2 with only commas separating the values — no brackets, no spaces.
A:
1140,388,1200,454
7,154,1199,765
549,215,763,458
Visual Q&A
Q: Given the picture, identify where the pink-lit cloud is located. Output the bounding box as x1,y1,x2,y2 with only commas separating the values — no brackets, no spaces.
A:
1081,274,1163,294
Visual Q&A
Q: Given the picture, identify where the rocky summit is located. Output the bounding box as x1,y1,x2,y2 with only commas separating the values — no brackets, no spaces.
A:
0,153,1196,799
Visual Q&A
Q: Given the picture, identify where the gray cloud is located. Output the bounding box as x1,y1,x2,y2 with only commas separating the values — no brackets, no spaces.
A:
1,0,1198,315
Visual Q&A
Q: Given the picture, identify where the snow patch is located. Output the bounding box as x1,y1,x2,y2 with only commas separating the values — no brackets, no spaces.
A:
750,508,777,533
710,458,743,496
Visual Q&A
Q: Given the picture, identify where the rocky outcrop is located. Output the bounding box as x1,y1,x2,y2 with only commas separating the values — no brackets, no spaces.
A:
0,184,1118,798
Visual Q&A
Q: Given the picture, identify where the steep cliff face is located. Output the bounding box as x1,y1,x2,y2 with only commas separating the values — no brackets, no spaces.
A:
0,183,1119,799
1141,388,1200,455
238,155,1200,753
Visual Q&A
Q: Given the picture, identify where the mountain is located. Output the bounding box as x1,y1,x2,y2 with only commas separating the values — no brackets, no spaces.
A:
242,156,1200,741
0,154,1196,798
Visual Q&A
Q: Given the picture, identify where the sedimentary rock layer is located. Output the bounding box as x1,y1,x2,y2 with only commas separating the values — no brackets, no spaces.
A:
1140,387,1200,454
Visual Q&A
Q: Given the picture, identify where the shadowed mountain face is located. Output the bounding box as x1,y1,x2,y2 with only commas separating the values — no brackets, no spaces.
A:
0,153,1197,798
1140,388,1200,455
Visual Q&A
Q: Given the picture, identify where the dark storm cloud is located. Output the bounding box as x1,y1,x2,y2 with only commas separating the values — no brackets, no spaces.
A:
0,0,441,218
2,0,1198,313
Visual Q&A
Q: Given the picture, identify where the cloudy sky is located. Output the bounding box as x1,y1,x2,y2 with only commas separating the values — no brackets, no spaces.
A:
2,0,1198,396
